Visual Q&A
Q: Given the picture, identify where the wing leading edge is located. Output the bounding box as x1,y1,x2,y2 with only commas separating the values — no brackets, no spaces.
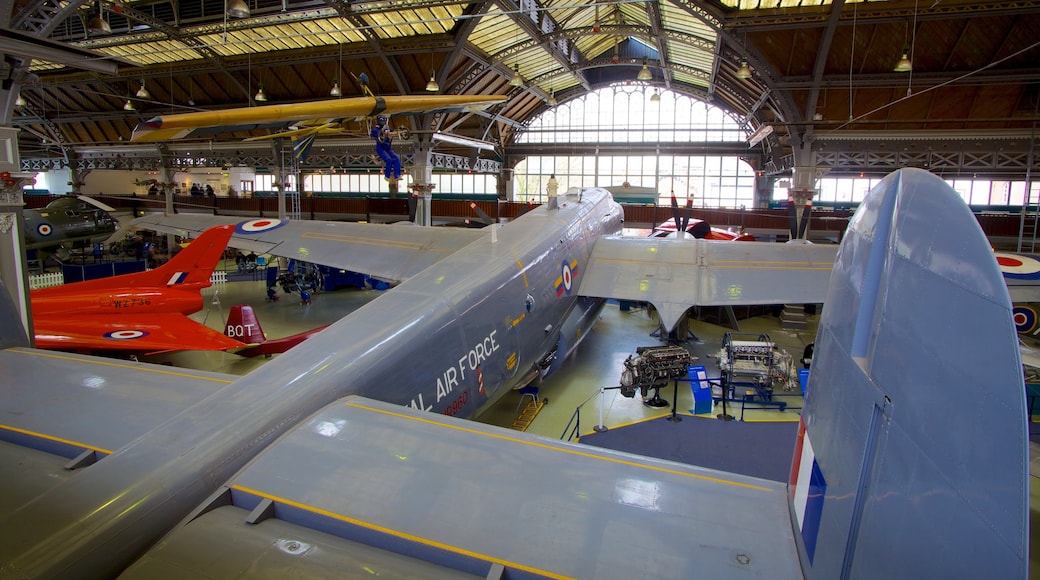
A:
578,235,837,330
0,348,235,517
131,214,486,284
130,95,506,143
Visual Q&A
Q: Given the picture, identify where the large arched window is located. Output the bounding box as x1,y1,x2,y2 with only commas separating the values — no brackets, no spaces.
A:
514,85,756,207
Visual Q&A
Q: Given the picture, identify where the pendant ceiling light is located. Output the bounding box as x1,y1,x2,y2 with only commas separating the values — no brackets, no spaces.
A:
14,93,26,107
135,80,150,99
330,43,343,97
426,70,439,92
254,83,267,102
736,59,752,79
509,64,523,87
893,49,912,72
123,99,135,111
895,1,918,73
226,0,250,19
88,0,111,35
637,58,652,81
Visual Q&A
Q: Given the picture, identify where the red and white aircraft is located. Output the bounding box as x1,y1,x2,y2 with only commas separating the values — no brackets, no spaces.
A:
30,225,247,354
652,194,756,241
30,225,325,356
223,304,329,358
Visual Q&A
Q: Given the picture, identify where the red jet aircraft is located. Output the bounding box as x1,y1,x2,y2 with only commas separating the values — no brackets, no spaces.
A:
223,304,329,358
30,225,248,354
652,194,756,241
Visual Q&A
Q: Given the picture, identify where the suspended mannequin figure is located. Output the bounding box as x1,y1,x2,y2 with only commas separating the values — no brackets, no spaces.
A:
371,114,402,182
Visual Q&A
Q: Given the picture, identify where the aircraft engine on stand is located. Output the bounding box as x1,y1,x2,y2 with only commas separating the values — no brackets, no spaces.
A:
619,345,693,404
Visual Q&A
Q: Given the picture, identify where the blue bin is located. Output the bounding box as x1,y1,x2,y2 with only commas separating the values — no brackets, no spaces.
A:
799,369,811,397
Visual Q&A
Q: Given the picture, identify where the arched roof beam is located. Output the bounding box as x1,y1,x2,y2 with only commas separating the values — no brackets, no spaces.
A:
496,0,591,91
89,1,230,66
322,0,408,95
658,0,799,128
643,0,675,89
10,0,85,36
492,24,714,62
801,0,846,145
427,0,497,136
724,1,1040,31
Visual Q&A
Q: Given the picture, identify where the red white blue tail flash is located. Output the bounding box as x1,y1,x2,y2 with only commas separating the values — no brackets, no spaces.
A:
790,419,826,564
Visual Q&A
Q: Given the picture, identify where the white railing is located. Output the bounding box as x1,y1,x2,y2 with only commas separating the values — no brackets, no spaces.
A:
28,272,64,290
29,270,227,289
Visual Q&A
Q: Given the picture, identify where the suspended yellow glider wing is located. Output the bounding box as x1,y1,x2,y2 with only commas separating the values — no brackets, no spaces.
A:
129,94,505,142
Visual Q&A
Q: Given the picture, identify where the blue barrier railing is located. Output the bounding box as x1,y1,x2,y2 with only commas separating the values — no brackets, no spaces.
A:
711,391,804,421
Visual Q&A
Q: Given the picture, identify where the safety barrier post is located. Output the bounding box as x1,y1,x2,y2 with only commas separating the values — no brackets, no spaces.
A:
593,387,608,432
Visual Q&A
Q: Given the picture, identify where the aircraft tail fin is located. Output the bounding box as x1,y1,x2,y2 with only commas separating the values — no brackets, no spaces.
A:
225,305,267,344
136,224,234,289
293,133,318,161
793,168,1027,578
33,225,234,296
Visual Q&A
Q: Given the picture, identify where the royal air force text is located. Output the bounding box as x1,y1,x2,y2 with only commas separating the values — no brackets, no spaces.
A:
409,330,500,415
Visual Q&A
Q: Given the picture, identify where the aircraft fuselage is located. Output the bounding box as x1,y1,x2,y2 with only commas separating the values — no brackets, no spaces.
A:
23,198,117,250
31,287,203,317
0,189,624,578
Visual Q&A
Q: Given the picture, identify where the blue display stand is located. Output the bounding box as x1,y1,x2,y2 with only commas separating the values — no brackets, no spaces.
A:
689,365,712,415
799,369,811,398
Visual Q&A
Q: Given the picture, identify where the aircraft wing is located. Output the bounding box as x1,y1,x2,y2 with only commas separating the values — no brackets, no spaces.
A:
578,236,837,330
995,251,1040,302
33,313,247,354
130,95,506,142
0,347,234,513
131,214,486,284
121,396,803,578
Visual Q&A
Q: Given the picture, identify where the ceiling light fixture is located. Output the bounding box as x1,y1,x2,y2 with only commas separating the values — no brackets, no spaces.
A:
895,1,918,73
254,83,267,102
510,63,523,87
88,0,111,35
135,80,150,99
736,58,752,79
509,25,523,88
123,99,135,111
226,0,250,19
426,69,439,92
14,93,26,107
893,48,912,72
330,43,343,97
650,88,660,103
637,58,652,81
548,91,557,106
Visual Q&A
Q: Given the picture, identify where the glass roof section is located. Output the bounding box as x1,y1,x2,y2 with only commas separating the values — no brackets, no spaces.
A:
719,0,875,8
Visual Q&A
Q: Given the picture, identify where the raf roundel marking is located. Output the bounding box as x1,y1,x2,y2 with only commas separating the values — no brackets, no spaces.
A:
105,330,149,340
995,253,1040,280
236,219,287,235
37,223,53,236
1013,306,1038,334
555,259,580,297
